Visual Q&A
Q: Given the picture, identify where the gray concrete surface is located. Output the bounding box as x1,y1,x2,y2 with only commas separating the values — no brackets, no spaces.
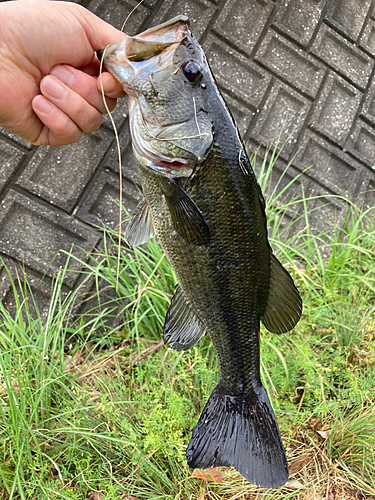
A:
1,0,375,315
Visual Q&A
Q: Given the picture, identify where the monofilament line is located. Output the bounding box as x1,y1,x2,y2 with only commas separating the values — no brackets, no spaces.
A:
99,47,123,291
235,126,248,175
140,107,209,141
121,0,146,32
193,96,202,138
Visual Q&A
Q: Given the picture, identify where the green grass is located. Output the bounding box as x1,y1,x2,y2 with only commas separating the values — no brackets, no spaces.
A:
0,148,374,499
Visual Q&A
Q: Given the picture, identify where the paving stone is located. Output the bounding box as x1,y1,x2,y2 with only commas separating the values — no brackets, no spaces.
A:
2,0,375,317
296,130,364,197
103,130,141,187
294,180,346,238
0,128,33,150
272,0,325,47
347,119,375,168
360,75,375,124
250,143,304,224
327,0,372,42
220,89,255,138
311,24,374,90
0,142,25,191
77,169,142,229
101,95,128,131
88,0,150,34
0,256,58,320
363,177,375,209
204,33,271,108
153,0,217,40
251,80,311,158
309,71,362,146
213,0,274,56
255,30,326,98
359,17,375,55
16,131,113,213
0,191,100,287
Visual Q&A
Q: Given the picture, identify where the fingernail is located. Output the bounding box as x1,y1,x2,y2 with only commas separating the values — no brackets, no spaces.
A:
43,76,68,100
33,95,55,115
50,65,75,87
102,75,121,96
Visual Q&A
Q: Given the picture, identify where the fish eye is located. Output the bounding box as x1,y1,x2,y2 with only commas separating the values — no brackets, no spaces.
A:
181,61,201,82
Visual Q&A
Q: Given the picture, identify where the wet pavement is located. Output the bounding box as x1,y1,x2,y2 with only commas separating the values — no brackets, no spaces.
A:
1,0,375,313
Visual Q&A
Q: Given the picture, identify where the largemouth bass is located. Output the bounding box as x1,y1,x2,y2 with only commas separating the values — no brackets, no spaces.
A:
100,16,302,488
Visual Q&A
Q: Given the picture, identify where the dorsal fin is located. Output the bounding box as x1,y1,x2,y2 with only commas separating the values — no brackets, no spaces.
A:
164,283,206,350
125,198,155,247
261,254,302,334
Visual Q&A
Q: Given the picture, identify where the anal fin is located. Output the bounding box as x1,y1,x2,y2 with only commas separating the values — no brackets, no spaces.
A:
261,253,302,334
164,283,206,350
125,198,155,248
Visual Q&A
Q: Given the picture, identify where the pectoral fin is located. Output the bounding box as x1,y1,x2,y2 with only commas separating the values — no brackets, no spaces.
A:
261,254,302,334
164,283,206,350
162,180,210,245
125,198,155,247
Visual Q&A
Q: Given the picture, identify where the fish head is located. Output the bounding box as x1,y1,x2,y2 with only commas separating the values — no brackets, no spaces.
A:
100,16,214,178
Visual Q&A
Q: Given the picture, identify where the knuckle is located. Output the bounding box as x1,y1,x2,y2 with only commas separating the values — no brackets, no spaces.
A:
54,120,81,144
52,130,82,146
81,112,102,133
72,100,102,132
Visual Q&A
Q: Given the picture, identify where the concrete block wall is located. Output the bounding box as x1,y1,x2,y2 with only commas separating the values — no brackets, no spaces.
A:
1,0,375,312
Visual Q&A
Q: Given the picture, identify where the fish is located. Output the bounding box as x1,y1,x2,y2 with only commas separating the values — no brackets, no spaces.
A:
99,16,302,489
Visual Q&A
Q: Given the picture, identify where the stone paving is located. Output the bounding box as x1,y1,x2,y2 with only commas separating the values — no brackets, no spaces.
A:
1,0,375,313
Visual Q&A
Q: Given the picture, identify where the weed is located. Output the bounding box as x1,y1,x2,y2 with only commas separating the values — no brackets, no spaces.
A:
0,147,374,499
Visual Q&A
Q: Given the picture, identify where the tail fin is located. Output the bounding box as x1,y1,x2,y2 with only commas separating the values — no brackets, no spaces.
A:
186,384,288,488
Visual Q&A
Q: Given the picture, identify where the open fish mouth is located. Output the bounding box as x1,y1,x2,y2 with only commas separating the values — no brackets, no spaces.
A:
100,16,213,178
98,16,189,95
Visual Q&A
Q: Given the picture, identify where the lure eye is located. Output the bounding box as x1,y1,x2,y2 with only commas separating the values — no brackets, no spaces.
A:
181,61,201,82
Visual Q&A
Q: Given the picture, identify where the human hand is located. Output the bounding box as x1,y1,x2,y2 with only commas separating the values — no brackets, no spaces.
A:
0,0,126,146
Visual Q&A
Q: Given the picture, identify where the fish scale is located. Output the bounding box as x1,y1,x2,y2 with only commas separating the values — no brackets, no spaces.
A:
140,147,267,395
100,14,302,488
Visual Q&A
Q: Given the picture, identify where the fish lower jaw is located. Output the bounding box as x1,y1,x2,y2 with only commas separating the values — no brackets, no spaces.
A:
149,161,193,177
135,151,194,178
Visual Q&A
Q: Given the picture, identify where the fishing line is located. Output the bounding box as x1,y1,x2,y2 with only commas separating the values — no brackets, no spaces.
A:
149,72,160,98
193,96,202,137
97,0,145,290
99,48,123,291
235,126,248,175
139,107,209,142
99,3,206,290
121,0,146,32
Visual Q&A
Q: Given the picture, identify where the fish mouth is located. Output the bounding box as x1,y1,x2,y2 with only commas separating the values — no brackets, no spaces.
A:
100,16,213,177
99,16,190,93
96,48,105,61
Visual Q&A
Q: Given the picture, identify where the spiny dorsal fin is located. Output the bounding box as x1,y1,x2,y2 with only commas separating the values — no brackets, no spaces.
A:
162,180,210,246
164,283,207,351
261,253,302,334
125,198,155,248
